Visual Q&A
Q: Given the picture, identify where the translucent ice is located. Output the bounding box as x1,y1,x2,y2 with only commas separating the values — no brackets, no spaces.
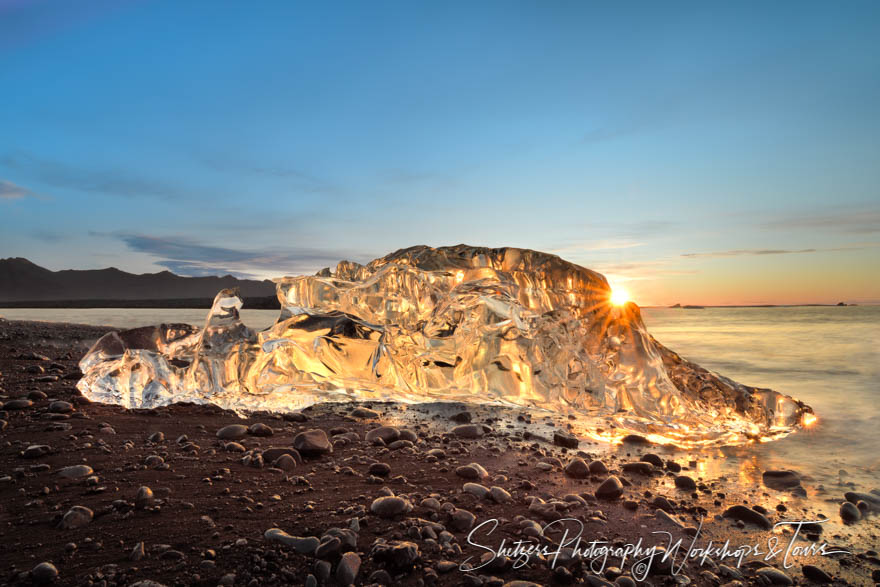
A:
77,245,812,445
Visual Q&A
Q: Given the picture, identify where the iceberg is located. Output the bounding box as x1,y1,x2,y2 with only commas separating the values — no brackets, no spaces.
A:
77,245,812,445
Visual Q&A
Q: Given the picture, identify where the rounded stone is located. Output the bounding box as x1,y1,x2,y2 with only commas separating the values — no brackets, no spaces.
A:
216,424,248,440
59,506,93,529
564,458,590,479
840,501,861,523
621,462,654,475
450,424,484,438
57,465,93,479
48,400,73,413
135,486,155,509
762,470,802,490
293,429,332,456
595,476,624,500
588,460,609,474
262,447,302,464
674,475,697,491
641,453,664,468
273,454,297,471
336,552,361,585
248,423,273,437
365,426,400,444
368,462,391,476
370,496,413,518
31,562,58,585
455,463,489,480
755,567,793,585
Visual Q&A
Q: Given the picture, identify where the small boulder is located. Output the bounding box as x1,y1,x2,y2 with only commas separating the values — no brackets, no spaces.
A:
293,429,332,457
216,424,248,440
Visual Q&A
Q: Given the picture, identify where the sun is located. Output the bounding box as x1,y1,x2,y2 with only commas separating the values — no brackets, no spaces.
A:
609,286,631,306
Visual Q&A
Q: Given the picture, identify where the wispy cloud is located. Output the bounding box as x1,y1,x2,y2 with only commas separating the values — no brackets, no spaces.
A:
1,152,190,200
198,153,339,196
0,179,37,200
681,243,876,258
97,233,373,278
761,208,880,234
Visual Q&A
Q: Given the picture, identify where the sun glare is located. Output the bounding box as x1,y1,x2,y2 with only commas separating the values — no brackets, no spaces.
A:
609,286,631,306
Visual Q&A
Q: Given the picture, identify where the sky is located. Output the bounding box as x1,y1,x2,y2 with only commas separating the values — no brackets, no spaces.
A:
1,0,878,306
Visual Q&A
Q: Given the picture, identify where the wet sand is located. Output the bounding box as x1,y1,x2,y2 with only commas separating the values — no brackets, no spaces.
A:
0,319,877,586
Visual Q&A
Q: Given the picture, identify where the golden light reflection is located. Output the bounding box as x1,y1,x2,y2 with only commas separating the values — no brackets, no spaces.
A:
609,286,631,306
802,413,818,427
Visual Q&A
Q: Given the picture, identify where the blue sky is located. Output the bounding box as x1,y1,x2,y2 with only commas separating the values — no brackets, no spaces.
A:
1,0,878,305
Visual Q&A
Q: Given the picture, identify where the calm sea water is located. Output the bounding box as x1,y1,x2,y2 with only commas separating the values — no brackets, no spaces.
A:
3,305,878,491
642,306,880,494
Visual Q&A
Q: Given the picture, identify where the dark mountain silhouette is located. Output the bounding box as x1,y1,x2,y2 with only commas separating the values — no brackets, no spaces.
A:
0,258,277,304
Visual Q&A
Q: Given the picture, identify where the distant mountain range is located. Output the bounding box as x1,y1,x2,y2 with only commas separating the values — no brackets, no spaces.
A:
0,258,277,305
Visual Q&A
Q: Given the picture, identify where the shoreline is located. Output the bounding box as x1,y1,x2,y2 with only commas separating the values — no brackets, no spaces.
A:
0,319,876,586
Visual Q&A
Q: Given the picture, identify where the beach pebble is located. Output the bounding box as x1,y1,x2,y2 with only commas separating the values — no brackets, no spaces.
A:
564,457,590,478
621,462,654,475
22,444,51,459
48,400,73,413
450,424,484,438
148,431,165,443
144,454,164,468
262,447,302,464
293,429,332,456
844,491,880,510
57,465,93,479
135,486,154,509
756,567,793,585
641,454,664,468
722,505,771,529
449,508,476,531
621,434,651,445
595,476,624,500
336,552,361,584
489,486,512,503
370,496,413,518
30,562,58,585
263,529,320,553
216,424,248,440
801,565,832,583
589,460,609,474
365,426,400,444
455,463,489,480
762,470,801,490
463,482,490,498
273,454,297,471
368,462,391,476
839,501,861,523
350,407,379,419
370,540,420,570
553,431,579,449
4,398,33,410
450,411,472,423
248,423,273,436
674,475,697,491
59,505,93,529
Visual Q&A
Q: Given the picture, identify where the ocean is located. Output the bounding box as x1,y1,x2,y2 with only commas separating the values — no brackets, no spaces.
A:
3,305,878,493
